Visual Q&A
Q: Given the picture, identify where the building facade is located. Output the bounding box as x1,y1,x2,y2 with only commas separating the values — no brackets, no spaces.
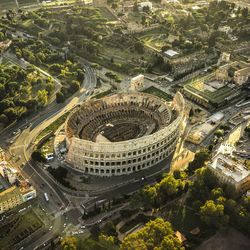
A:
65,92,185,177
209,153,250,193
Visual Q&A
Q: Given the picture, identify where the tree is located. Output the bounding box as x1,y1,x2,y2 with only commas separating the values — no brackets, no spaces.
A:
31,149,46,162
0,84,6,100
0,114,9,125
60,236,77,250
200,200,229,228
242,8,249,18
142,185,158,207
37,90,48,107
56,91,65,103
134,41,144,54
102,221,117,237
98,234,115,248
157,175,179,200
187,150,210,174
90,224,101,240
0,32,5,41
121,218,183,250
45,81,54,95
4,107,18,122
76,69,85,81
210,187,224,200
69,80,80,93
160,234,184,250
214,129,224,137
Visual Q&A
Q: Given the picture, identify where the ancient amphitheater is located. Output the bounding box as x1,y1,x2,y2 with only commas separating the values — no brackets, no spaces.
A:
65,92,185,176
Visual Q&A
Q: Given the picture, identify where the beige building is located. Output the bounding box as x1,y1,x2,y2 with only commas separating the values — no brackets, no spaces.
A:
130,74,144,91
0,182,37,214
0,186,23,214
0,40,12,55
216,61,250,85
209,153,250,193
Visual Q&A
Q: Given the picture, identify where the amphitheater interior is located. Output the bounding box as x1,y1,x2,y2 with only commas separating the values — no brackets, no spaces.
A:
65,92,185,177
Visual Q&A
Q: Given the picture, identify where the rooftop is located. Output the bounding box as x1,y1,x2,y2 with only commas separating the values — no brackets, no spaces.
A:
210,154,249,183
164,49,179,57
0,186,21,203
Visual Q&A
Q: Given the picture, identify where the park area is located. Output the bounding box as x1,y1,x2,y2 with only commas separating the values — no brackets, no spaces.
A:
142,86,172,101
138,28,169,52
0,0,38,12
0,60,54,127
0,208,43,249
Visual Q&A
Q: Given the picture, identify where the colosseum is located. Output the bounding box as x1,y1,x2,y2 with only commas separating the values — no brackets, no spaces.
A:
65,92,185,177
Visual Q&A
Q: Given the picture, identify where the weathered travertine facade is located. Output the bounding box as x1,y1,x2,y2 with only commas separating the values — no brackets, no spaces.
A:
65,92,185,176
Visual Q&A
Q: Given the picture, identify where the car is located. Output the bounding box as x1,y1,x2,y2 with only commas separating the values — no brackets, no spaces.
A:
49,226,53,231
97,219,102,223
63,223,67,227
81,225,86,229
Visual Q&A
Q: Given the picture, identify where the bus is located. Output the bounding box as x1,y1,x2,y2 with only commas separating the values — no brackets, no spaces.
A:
44,193,49,202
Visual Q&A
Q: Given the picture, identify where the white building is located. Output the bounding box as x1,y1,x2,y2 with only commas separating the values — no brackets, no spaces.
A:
138,1,153,11
164,49,179,58
209,153,250,193
161,0,179,4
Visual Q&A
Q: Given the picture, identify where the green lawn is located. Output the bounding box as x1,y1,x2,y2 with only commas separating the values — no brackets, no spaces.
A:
162,203,201,233
19,19,43,36
98,7,117,21
18,0,38,7
142,86,172,101
119,214,151,234
0,0,38,11
36,111,69,142
0,0,16,11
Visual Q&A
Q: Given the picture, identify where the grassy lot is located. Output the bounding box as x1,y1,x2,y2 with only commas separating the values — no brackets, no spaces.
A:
127,12,143,24
18,0,38,7
141,34,167,51
41,136,54,154
0,0,16,11
19,19,43,36
0,0,38,11
0,208,43,249
138,28,168,51
162,203,201,233
98,7,117,21
142,86,172,101
91,88,114,99
36,111,69,142
119,214,151,234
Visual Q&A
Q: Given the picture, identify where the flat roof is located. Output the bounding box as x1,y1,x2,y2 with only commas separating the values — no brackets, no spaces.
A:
164,49,179,57
210,154,249,183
